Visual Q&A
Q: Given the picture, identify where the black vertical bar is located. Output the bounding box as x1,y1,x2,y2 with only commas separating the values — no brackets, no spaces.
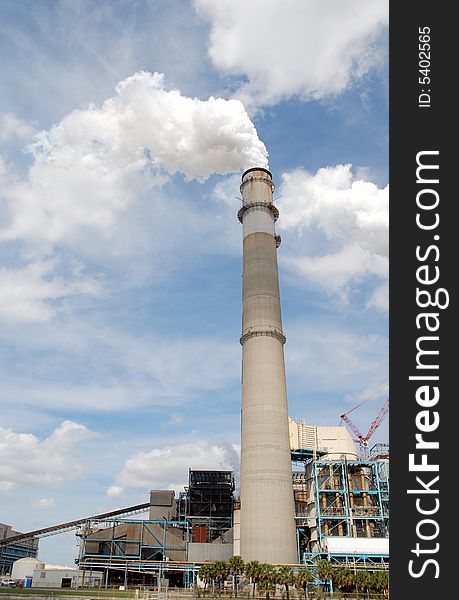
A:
390,2,454,597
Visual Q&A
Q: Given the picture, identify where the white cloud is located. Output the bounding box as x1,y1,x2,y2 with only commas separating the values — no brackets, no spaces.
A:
110,441,239,493
167,413,184,425
33,498,56,510
1,71,267,248
0,481,14,493
285,244,387,296
367,281,389,312
279,165,388,256
0,72,267,321
212,173,243,209
277,164,388,306
0,322,239,415
195,0,388,107
0,113,35,142
107,485,124,498
0,421,96,490
0,260,102,323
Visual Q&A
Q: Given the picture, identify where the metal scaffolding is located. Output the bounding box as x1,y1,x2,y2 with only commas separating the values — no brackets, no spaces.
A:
78,517,196,588
292,458,389,569
312,460,389,543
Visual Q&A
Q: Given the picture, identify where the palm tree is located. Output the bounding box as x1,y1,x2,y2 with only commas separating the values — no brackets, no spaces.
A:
245,561,263,598
277,566,294,600
333,568,353,593
198,564,213,594
227,556,245,597
316,560,334,592
213,561,229,594
354,570,371,596
203,563,221,595
258,564,277,600
295,568,314,599
380,570,389,597
369,570,389,596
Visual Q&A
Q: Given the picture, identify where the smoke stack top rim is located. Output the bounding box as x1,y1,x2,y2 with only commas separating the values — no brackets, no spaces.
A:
241,166,272,180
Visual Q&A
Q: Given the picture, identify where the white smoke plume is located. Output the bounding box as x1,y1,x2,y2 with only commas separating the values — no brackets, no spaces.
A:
1,71,268,246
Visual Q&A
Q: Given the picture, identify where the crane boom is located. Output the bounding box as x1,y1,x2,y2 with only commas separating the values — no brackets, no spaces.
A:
340,412,364,441
366,399,389,440
340,397,389,454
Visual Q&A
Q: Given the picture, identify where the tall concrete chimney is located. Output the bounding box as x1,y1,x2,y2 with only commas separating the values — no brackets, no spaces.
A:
238,167,297,564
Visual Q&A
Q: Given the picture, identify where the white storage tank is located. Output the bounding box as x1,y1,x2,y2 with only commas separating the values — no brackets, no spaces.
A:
11,557,45,580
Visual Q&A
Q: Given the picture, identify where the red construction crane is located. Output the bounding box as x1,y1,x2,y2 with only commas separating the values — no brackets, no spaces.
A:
340,396,389,456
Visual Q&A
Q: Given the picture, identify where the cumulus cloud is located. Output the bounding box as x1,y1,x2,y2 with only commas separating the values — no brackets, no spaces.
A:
277,164,388,306
0,421,96,491
195,0,388,107
107,485,124,498
33,498,56,510
285,244,387,295
110,441,239,494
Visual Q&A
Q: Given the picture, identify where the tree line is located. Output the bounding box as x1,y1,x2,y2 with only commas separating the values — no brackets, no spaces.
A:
196,557,388,598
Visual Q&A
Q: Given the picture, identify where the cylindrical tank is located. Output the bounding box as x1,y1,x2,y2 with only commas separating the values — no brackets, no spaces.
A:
238,167,297,564
11,557,45,580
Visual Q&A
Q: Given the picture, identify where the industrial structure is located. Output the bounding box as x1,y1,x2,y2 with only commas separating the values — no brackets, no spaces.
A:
75,470,235,588
3,167,389,587
238,167,297,564
288,417,389,567
288,418,358,460
0,524,38,576
292,459,389,566
3,444,389,586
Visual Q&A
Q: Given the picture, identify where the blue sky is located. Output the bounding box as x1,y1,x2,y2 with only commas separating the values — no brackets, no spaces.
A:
0,0,388,565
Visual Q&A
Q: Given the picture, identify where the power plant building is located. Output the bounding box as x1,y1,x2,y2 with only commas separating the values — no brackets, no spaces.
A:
2,167,389,586
289,419,389,566
0,524,38,576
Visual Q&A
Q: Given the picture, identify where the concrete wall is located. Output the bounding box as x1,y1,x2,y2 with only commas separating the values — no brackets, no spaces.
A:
233,509,240,557
187,543,233,563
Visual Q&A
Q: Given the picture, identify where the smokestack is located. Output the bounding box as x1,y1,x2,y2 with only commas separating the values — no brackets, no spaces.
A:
238,167,297,563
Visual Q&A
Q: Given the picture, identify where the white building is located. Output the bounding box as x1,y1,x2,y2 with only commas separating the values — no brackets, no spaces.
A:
11,557,102,589
11,557,45,580
288,417,358,459
31,567,103,589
